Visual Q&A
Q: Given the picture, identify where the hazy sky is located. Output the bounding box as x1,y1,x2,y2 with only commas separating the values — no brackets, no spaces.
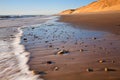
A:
0,0,96,15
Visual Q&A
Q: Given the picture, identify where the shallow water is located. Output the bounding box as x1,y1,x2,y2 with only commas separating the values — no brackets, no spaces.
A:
21,17,108,50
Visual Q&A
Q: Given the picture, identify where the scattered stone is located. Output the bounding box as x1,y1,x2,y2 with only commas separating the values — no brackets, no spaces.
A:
45,41,48,43
56,48,59,50
111,60,115,63
85,45,88,47
104,68,116,72
23,38,27,41
32,27,35,29
49,45,53,48
57,49,69,55
46,61,54,64
104,67,109,72
54,66,59,71
92,37,97,40
32,70,46,75
98,60,106,63
86,68,93,72
80,49,84,52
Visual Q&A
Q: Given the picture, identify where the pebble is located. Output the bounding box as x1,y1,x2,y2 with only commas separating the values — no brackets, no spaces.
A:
49,45,53,48
57,49,69,55
92,37,97,40
46,61,54,64
111,60,115,63
104,67,109,72
80,49,84,52
98,60,105,63
32,70,46,75
86,68,93,72
54,66,59,71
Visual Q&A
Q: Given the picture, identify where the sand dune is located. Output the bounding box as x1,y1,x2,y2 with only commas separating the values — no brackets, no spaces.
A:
60,0,120,15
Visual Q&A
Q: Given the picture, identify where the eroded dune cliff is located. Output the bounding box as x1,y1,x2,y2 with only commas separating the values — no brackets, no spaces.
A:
60,0,120,15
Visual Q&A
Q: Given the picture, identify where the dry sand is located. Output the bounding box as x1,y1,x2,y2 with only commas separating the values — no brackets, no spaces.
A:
23,12,120,80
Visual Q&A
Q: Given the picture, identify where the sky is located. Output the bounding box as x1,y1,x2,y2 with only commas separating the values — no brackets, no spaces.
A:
0,0,96,15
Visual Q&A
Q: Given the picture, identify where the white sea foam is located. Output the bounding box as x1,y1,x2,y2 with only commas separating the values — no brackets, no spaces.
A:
0,27,43,80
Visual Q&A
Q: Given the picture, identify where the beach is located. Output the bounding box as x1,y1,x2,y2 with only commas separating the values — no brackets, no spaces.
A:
0,12,120,80
24,12,120,80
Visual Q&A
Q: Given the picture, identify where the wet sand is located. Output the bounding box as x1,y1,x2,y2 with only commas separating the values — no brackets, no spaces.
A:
21,13,120,80
59,12,120,35
0,16,50,80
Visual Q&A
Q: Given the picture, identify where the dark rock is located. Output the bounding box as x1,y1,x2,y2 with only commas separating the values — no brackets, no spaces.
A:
23,38,27,41
86,68,93,72
46,61,54,64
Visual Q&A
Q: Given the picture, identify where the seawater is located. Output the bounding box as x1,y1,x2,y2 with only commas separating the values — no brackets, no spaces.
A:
0,27,43,80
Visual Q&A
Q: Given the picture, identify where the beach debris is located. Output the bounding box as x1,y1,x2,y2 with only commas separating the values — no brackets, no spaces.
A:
56,49,69,55
54,66,59,71
80,49,84,52
86,68,93,72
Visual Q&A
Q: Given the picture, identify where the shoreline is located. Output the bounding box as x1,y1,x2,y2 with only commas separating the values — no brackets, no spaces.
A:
59,12,120,35
0,12,120,80
0,16,52,80
25,13,120,80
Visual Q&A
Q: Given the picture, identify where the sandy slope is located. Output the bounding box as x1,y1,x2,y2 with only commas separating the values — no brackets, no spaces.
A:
60,0,120,15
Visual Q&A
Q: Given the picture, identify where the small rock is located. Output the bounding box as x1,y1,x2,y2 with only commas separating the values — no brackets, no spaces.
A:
92,37,97,40
54,66,59,71
57,49,69,55
49,45,52,48
45,41,48,43
98,60,105,63
111,60,115,63
80,49,84,52
32,27,35,29
104,67,108,72
23,38,27,41
46,61,54,64
32,71,46,75
86,68,93,72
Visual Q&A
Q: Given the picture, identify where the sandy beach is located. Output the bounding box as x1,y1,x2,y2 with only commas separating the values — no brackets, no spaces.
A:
20,12,120,80
0,12,120,80
0,0,120,80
